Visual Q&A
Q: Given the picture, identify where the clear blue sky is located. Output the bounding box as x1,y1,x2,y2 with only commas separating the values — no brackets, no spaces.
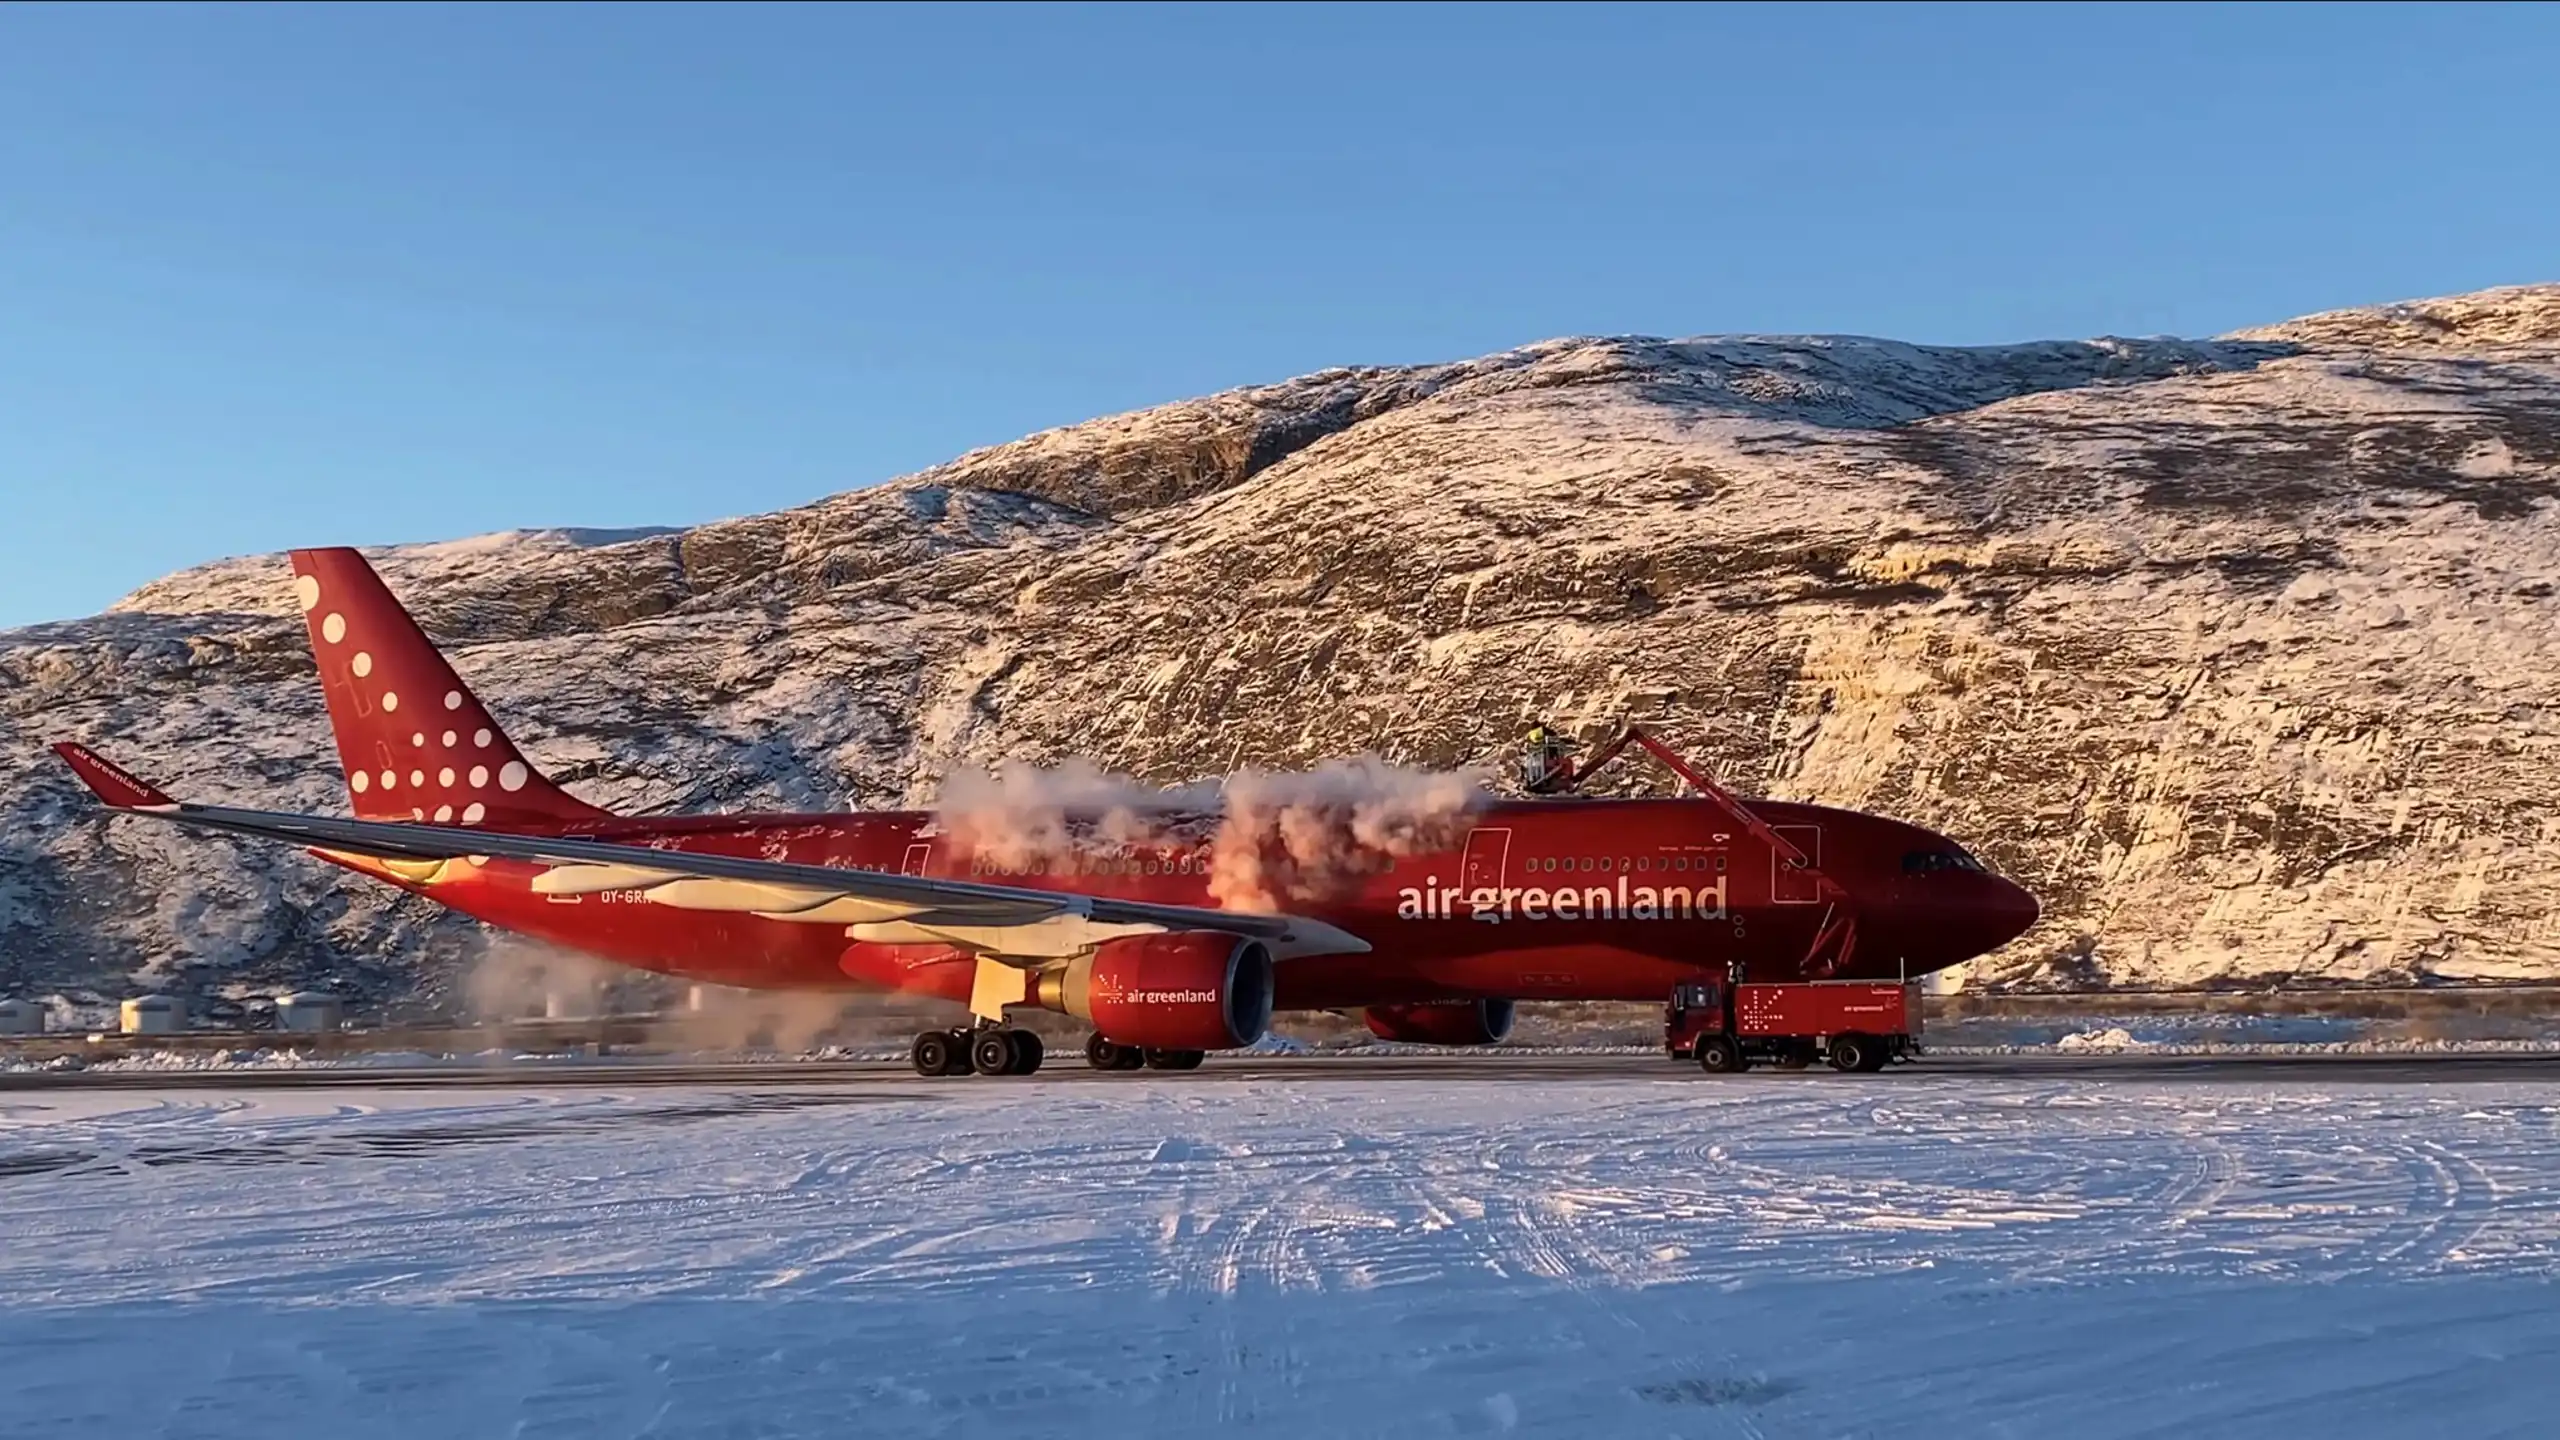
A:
3,2,2555,627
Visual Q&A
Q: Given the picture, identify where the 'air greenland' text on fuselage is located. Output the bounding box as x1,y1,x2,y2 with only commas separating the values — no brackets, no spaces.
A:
1397,873,1729,923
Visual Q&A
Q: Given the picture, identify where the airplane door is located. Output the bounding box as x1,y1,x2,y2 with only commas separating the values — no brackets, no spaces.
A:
1462,828,1512,895
1771,824,1822,904
901,843,932,878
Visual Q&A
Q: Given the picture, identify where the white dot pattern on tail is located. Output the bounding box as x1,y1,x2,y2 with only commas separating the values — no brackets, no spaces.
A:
321,613,346,643
499,761,529,792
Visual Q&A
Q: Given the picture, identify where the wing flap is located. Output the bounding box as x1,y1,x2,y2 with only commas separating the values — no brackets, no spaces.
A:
642,878,933,923
751,895,941,925
529,863,699,896
851,916,1167,958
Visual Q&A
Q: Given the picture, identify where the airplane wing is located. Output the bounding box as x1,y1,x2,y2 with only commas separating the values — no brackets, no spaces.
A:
51,742,1370,963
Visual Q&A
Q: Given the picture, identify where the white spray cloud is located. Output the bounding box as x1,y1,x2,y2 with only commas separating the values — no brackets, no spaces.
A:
933,757,1218,870
931,753,1493,914
459,932,629,1023
459,931,867,1054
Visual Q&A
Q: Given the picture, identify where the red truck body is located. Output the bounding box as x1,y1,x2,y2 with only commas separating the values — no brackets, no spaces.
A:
1666,976,1922,1073
1735,982,1919,1038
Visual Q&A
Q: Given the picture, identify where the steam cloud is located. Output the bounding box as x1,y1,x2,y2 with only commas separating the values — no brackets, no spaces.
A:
461,933,627,1024
932,753,1493,913
934,758,1219,870
459,932,864,1054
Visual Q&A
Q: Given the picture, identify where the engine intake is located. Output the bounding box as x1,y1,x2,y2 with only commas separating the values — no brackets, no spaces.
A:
1035,932,1274,1051
1363,998,1516,1047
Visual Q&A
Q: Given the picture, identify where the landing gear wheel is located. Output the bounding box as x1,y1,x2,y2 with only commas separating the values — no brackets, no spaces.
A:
971,1029,1022,1076
1086,1033,1146,1072
1694,1036,1746,1074
1143,1048,1205,1071
1011,1029,1044,1075
911,1030,961,1077
1826,1033,1872,1073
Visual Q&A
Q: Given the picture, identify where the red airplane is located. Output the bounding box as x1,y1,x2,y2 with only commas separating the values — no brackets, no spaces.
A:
54,548,2038,1077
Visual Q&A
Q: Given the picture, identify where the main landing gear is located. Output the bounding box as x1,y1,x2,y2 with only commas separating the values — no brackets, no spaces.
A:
910,1025,1045,1077
1085,1034,1204,1072
906,1026,1206,1077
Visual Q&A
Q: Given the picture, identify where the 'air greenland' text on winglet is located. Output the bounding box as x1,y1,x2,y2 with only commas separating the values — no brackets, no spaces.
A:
51,742,177,810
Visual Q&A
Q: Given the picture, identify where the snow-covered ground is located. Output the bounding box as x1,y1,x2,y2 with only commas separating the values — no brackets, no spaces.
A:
5,1075,2560,1437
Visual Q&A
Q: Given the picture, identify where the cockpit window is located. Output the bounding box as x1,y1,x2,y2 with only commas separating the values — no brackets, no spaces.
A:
1902,849,1987,875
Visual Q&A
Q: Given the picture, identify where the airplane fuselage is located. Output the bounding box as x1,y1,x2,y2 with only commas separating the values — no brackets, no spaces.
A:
335,793,2039,1010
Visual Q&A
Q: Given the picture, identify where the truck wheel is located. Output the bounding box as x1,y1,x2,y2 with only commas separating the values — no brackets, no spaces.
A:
1695,1036,1746,1074
1826,1033,1869,1073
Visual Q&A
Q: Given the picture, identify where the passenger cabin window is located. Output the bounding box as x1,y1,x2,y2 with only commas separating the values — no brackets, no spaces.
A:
1531,853,1729,874
1903,850,1987,875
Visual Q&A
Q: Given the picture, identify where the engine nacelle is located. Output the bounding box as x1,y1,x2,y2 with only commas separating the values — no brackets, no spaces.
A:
1035,932,1275,1051
1363,998,1516,1047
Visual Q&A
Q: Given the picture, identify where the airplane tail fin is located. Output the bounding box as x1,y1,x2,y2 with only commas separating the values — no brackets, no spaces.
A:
287,547,611,829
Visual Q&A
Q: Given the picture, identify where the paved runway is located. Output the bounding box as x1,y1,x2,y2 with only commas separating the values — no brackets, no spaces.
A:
9,1049,2560,1091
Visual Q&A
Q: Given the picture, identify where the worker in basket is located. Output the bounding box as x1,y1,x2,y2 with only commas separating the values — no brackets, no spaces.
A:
1521,722,1576,793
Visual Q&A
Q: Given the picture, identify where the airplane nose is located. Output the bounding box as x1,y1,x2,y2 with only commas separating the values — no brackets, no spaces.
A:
1986,875,2040,949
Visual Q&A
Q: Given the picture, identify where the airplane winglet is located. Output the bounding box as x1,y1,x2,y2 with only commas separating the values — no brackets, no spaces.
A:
51,742,180,810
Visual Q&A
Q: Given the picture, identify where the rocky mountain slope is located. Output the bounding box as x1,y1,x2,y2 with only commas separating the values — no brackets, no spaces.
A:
6,284,2559,1010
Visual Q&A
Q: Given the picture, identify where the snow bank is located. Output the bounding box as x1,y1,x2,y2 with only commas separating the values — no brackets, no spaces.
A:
2055,1027,2152,1052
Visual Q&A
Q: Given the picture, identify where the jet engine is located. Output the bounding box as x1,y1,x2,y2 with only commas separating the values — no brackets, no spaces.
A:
1034,932,1275,1051
1363,998,1516,1047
